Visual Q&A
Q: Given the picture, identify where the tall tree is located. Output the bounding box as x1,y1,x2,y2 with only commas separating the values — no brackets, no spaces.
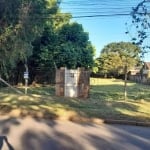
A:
55,22,95,69
30,22,95,71
98,42,140,100
28,14,95,83
97,52,123,77
28,11,72,83
0,0,58,78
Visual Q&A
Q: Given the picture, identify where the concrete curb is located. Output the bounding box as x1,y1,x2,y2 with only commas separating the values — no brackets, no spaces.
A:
1,114,150,127
69,116,150,127
104,119,150,127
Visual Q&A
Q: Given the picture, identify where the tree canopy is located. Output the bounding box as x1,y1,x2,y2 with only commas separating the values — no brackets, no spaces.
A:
30,22,95,70
0,0,95,83
97,42,141,77
54,22,95,69
0,0,59,77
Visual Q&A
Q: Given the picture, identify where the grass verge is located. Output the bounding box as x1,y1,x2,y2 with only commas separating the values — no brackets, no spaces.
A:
0,78,150,124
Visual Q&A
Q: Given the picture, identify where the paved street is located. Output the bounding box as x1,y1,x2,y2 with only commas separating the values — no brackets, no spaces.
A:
0,116,150,150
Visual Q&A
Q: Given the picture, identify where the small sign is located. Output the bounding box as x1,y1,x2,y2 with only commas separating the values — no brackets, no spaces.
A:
24,72,29,79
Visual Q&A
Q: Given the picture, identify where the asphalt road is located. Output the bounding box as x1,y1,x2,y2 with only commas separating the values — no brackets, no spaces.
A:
0,116,150,150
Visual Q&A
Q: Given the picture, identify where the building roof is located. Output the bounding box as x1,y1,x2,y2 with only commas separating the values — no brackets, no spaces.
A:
144,62,150,70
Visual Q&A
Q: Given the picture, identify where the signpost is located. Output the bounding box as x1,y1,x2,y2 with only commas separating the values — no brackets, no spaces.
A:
24,72,29,94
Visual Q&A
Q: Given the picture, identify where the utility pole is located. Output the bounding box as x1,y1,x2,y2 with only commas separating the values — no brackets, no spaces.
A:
124,57,128,101
124,65,127,101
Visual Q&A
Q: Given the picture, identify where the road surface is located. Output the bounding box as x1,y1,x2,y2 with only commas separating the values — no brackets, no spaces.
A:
0,116,150,150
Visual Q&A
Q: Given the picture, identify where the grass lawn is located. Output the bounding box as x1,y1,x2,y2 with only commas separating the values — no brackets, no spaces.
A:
0,78,150,123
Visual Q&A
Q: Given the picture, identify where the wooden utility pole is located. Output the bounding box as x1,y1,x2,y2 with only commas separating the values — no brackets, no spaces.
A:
124,65,128,101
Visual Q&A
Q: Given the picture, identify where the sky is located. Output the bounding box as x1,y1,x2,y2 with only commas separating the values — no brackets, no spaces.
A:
60,0,150,62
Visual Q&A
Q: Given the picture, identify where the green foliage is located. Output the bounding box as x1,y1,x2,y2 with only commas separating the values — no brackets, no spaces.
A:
0,0,95,84
97,42,141,77
0,0,58,77
92,59,100,73
54,43,78,69
30,22,95,71
30,26,57,68
55,22,95,69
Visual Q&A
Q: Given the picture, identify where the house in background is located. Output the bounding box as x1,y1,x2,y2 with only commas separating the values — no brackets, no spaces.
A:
142,62,150,83
128,66,141,83
128,62,150,84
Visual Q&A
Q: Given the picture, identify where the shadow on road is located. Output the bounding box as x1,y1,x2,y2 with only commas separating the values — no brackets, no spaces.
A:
0,116,150,150
21,129,84,150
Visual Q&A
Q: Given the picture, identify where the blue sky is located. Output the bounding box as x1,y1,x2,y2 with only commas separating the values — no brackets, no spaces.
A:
60,0,150,61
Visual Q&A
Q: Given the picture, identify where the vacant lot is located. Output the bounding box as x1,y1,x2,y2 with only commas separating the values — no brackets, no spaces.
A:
0,78,150,123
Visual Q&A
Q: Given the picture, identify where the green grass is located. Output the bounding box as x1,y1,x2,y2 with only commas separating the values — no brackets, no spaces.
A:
0,78,150,123
90,78,150,101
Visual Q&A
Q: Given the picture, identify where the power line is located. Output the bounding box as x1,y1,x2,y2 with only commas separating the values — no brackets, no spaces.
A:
72,13,131,18
60,0,144,19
